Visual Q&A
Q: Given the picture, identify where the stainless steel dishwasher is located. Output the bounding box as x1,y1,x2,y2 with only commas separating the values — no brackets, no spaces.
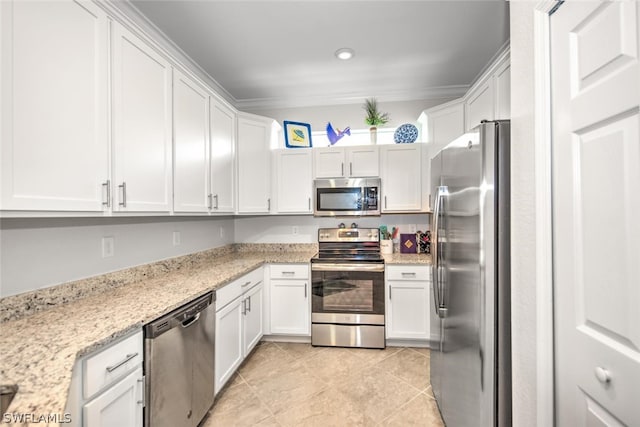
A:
144,291,215,427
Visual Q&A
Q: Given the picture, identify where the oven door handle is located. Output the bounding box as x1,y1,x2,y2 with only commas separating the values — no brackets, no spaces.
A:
311,263,385,272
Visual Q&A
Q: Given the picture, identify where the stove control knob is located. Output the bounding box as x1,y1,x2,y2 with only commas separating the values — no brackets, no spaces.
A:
350,222,358,229
338,222,346,229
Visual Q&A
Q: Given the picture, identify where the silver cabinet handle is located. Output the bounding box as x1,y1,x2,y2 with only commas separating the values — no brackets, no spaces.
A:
304,283,307,298
401,272,416,277
214,194,219,209
389,287,392,300
242,281,252,287
137,377,145,406
308,197,311,211
106,352,138,373
208,194,213,210
350,162,353,176
242,298,247,315
385,196,388,209
102,180,111,207
341,163,344,176
118,182,127,207
282,271,295,276
247,295,251,312
267,198,271,211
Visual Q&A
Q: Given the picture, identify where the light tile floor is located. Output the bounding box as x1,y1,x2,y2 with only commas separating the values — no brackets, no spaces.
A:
201,342,444,427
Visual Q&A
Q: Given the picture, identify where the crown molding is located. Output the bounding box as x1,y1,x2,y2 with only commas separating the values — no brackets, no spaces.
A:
235,85,470,111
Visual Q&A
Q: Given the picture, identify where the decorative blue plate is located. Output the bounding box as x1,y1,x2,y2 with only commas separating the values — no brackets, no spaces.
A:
393,123,418,143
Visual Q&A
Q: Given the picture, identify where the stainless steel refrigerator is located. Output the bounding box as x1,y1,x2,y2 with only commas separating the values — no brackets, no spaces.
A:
430,120,511,427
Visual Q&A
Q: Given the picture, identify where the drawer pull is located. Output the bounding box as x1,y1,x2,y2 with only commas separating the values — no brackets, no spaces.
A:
401,272,417,277
242,281,252,287
282,271,296,276
106,352,138,373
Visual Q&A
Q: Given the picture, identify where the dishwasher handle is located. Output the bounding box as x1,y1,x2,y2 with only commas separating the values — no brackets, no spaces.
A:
181,312,201,328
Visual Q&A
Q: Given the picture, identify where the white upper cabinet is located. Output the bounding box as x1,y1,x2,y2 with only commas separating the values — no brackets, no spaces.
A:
313,146,379,178
464,48,510,131
209,97,236,213
112,22,173,212
1,0,109,211
420,99,466,160
465,78,494,131
275,149,313,214
380,145,422,212
237,113,274,214
494,61,511,120
173,69,210,213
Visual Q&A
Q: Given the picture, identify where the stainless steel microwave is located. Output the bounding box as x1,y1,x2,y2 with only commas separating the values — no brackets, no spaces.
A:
313,178,381,217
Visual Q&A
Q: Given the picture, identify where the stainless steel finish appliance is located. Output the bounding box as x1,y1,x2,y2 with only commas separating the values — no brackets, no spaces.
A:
311,226,385,349
144,292,215,427
313,178,381,217
430,120,511,427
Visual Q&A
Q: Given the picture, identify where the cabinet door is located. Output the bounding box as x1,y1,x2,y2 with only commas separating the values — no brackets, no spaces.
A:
494,61,511,120
243,282,264,356
215,297,243,394
83,367,143,427
380,145,422,212
1,0,109,211
386,280,430,340
173,69,209,213
465,79,494,131
427,100,465,159
276,149,312,213
237,116,271,213
313,147,345,178
270,279,310,335
210,98,236,213
112,23,172,212
347,146,379,177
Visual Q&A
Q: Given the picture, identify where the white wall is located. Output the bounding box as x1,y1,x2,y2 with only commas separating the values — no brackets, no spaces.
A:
510,3,540,426
0,217,234,297
234,214,429,244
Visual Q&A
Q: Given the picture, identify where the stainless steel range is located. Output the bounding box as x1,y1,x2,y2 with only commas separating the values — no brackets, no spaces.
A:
310,224,385,349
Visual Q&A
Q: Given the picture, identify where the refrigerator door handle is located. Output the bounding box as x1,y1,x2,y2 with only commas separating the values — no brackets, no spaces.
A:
432,186,448,317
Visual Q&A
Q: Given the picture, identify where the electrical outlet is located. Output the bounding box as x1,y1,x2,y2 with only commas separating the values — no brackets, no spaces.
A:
292,226,299,235
409,224,417,233
219,227,225,238
102,237,114,258
173,231,181,246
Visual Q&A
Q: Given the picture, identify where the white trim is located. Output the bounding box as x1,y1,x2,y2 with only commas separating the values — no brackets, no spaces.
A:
533,1,557,426
235,85,469,110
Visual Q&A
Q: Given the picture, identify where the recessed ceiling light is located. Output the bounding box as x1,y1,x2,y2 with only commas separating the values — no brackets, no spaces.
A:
335,48,355,60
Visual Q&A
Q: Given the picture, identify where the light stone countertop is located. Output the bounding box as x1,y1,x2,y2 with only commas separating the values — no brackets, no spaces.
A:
0,245,431,426
0,248,314,426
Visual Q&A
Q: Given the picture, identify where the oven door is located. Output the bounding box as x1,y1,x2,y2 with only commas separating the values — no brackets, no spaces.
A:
311,263,385,325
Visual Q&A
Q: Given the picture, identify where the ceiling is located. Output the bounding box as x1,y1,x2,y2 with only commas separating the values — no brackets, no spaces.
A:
129,1,510,109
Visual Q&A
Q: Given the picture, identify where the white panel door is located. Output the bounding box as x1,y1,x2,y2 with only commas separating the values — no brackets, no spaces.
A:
427,100,465,159
465,79,494,131
242,282,264,356
237,116,271,213
276,149,313,213
313,147,345,178
380,145,422,212
386,280,430,340
552,3,640,426
270,279,310,335
112,23,172,212
210,98,236,213
347,146,379,177
215,297,243,394
173,69,209,213
0,0,109,211
83,367,143,427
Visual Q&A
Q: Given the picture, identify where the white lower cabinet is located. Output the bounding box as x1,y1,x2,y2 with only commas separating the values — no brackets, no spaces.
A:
83,367,143,427
215,267,264,394
386,265,431,341
268,264,310,336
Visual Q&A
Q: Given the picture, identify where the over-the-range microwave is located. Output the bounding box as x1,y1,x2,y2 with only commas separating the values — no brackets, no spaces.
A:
313,178,380,217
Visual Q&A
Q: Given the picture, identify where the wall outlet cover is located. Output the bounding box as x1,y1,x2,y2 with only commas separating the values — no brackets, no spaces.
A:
102,237,114,258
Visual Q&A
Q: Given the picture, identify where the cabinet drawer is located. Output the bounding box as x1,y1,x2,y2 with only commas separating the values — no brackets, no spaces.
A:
83,330,143,399
386,265,430,281
270,264,309,279
217,267,263,310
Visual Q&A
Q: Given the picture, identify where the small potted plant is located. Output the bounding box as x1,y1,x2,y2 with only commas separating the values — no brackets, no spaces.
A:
363,97,390,144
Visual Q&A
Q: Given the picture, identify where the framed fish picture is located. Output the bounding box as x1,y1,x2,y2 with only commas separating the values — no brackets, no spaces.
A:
283,121,312,148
